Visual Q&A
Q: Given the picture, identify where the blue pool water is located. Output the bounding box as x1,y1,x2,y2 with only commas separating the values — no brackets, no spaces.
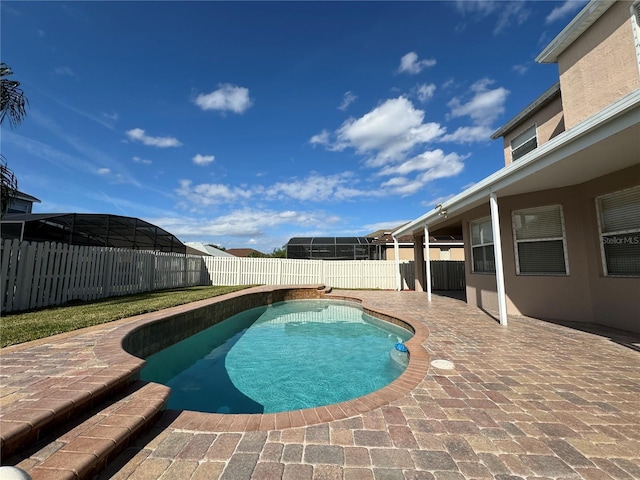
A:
140,300,411,414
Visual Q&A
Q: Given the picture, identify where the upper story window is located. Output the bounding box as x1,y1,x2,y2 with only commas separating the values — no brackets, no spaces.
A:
470,217,495,273
512,205,568,275
510,125,538,161
597,186,640,276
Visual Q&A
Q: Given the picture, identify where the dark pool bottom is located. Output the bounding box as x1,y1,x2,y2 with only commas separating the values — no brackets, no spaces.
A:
140,299,412,414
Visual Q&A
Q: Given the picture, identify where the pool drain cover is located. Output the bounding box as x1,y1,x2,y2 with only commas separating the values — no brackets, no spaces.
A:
430,359,455,370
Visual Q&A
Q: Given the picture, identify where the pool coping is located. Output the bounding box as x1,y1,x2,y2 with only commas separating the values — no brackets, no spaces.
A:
95,284,430,432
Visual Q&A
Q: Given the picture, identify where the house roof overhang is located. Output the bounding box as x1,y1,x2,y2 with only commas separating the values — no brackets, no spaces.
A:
536,0,616,64
394,89,640,238
491,83,561,139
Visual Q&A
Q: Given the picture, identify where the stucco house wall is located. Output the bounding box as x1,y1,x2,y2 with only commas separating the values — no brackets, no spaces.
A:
463,164,640,332
502,95,565,166
558,1,640,128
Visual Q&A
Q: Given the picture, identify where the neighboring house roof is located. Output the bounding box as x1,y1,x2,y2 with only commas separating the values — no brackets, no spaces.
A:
491,83,561,139
226,248,265,257
12,191,41,203
537,0,616,63
184,242,235,257
395,89,640,238
1,213,186,253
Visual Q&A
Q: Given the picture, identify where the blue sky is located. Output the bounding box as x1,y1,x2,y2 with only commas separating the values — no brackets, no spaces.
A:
2,0,587,253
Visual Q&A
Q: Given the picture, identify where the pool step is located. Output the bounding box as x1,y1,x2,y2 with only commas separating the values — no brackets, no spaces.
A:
0,363,144,460
11,381,170,480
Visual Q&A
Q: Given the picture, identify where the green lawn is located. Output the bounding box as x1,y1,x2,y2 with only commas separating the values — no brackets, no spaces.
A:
1,285,252,348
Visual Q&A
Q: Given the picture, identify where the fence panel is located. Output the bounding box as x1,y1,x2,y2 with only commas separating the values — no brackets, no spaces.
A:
430,260,465,290
1,241,212,313
202,257,409,290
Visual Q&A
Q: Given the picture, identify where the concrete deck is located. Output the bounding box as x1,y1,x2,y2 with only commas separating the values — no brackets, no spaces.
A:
2,289,640,479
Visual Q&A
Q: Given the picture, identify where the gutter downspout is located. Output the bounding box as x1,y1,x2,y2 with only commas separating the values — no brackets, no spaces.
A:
424,226,432,302
490,192,508,326
393,236,401,291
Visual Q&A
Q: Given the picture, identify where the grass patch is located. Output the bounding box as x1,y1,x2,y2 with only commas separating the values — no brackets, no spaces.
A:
1,285,252,348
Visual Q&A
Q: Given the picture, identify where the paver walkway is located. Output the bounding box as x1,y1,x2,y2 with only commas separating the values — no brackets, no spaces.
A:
3,290,640,479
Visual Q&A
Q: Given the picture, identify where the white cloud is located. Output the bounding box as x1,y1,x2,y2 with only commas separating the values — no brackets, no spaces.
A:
126,128,182,148
397,52,436,75
97,167,110,175
176,179,252,206
193,153,215,166
334,97,445,166
512,64,529,75
309,129,330,146
376,150,466,196
363,220,411,233
153,208,341,238
447,78,509,126
546,0,586,24
453,1,530,35
102,112,119,122
493,2,530,34
266,172,368,202
378,150,466,177
194,83,252,114
441,125,495,143
416,83,436,103
54,66,76,77
338,91,357,111
132,156,152,165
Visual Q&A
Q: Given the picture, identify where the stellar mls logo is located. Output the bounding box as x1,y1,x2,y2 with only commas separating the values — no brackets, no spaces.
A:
603,236,640,245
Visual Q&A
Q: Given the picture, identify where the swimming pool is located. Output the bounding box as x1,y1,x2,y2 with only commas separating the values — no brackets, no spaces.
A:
140,299,412,414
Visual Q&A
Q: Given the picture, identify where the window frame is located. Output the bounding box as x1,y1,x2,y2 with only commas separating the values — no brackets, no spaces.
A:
510,124,538,161
596,185,640,277
511,204,569,276
470,217,495,274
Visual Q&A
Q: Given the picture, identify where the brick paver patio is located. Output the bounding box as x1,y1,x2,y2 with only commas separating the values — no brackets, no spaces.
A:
2,289,639,479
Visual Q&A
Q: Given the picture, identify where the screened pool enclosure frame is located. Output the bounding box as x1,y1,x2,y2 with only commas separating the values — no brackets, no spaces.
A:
286,237,375,260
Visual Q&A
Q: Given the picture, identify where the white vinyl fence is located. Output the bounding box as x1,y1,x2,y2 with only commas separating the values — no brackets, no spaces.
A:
1,240,464,313
203,256,411,290
1,239,205,313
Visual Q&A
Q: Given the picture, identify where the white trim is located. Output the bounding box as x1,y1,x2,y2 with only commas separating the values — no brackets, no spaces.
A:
490,193,508,326
424,226,432,302
393,89,640,239
394,237,401,290
631,1,640,77
536,0,616,63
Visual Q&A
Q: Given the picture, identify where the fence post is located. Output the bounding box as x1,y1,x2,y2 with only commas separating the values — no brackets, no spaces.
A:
103,250,113,298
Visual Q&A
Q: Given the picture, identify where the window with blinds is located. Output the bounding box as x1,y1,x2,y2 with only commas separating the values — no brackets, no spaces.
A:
597,186,640,276
512,205,568,275
511,125,538,161
470,217,495,273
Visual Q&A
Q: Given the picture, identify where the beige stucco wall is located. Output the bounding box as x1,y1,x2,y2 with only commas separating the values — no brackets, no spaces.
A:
502,95,565,166
383,245,464,261
558,1,640,129
462,164,640,332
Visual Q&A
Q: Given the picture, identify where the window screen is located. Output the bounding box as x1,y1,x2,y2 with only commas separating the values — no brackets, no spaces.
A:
597,186,640,276
511,125,538,161
512,205,568,275
470,217,495,273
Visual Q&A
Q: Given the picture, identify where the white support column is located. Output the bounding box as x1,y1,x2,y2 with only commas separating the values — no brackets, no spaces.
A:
393,236,401,291
424,226,432,302
490,192,508,326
